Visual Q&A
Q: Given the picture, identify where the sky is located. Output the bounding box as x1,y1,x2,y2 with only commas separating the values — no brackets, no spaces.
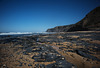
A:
0,0,100,32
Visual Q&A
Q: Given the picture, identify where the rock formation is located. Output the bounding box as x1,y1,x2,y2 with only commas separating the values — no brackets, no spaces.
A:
46,6,100,32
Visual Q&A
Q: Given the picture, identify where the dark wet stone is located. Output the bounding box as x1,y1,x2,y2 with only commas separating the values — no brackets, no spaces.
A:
28,64,32,66
33,52,64,62
23,51,28,55
34,64,45,68
46,60,77,68
76,50,100,61
34,64,39,68
24,63,26,65
17,52,20,55
19,63,22,66
18,62,23,66
65,50,74,52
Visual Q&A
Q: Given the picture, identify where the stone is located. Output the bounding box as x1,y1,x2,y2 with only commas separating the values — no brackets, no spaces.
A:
28,64,32,66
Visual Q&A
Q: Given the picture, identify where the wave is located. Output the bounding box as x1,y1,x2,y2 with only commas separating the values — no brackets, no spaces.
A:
0,32,55,35
0,32,33,35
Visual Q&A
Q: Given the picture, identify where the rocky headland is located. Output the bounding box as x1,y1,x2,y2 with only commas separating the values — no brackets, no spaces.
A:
46,7,100,32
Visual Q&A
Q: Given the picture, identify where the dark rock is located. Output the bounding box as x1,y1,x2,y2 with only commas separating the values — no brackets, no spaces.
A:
65,50,74,52
46,60,77,68
18,63,23,66
34,64,45,68
39,64,45,68
28,64,32,66
46,24,74,32
75,50,100,61
24,63,26,65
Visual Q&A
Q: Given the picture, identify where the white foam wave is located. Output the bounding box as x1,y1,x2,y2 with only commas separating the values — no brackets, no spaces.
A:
0,32,56,35
0,32,33,35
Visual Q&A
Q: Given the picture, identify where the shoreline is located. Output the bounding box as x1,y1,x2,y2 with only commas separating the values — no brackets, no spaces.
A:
0,31,100,68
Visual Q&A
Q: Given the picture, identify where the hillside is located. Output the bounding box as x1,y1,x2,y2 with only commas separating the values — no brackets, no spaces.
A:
46,6,100,32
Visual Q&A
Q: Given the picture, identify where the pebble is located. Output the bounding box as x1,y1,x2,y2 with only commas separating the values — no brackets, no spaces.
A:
24,63,26,65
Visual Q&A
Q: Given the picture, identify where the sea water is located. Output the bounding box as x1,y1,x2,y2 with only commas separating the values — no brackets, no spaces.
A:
0,32,56,39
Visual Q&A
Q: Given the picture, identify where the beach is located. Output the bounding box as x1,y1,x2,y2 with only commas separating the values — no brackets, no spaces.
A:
0,31,100,68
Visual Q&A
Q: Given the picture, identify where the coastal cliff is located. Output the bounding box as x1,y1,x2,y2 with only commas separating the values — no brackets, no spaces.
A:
46,7,100,32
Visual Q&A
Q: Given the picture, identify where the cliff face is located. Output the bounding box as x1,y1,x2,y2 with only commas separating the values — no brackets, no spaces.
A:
46,24,74,32
76,6,100,29
46,7,100,32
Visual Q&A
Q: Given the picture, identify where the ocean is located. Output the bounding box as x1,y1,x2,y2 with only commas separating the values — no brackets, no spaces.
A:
0,32,56,38
0,32,56,40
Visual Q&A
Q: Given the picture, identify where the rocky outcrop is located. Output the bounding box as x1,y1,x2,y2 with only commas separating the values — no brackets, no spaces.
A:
46,24,74,32
46,6,100,32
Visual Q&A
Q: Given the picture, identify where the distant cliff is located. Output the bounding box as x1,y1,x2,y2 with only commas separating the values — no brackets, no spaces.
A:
46,7,100,32
46,24,74,32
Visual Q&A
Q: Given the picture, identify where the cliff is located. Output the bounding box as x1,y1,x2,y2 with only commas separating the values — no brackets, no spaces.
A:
46,6,100,32
46,24,74,32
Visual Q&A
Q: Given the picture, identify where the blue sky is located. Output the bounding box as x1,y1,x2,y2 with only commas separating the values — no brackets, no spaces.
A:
0,0,100,32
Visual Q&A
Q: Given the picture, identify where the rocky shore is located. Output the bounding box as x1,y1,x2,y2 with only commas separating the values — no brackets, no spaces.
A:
37,31,100,68
0,34,76,68
0,31,100,68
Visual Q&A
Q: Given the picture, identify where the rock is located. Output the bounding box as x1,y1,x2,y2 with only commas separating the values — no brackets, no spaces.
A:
34,64,45,68
1,64,7,68
18,62,23,67
75,50,100,61
46,24,74,32
46,60,77,68
19,63,22,66
46,7,100,32
28,64,32,66
24,63,26,65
